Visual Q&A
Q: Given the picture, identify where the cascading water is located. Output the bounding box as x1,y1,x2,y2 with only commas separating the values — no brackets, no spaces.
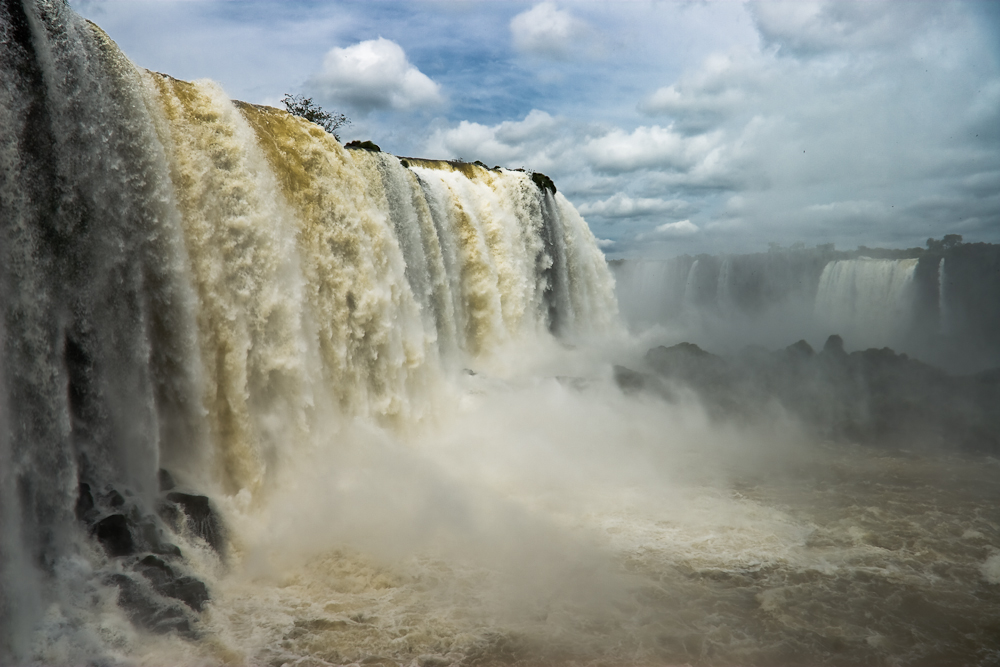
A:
939,257,950,335
813,257,919,350
613,252,929,355
4,3,1000,667
0,3,620,662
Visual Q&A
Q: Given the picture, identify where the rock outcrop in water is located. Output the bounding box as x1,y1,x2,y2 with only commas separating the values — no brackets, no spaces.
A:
618,337,1000,452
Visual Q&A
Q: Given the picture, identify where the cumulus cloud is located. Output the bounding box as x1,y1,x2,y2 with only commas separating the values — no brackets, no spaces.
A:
638,53,761,133
805,200,889,222
749,0,935,56
583,125,725,176
577,193,691,219
424,110,568,169
637,220,700,240
510,3,589,60
310,37,443,113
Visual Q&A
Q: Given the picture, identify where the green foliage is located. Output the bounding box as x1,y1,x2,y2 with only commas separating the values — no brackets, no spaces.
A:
281,94,350,141
926,234,963,252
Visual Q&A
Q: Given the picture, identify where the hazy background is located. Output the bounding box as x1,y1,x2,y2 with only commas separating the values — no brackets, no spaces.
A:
72,0,1000,256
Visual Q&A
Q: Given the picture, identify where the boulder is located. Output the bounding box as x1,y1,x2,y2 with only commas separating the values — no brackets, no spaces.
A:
165,492,224,553
136,555,209,611
93,514,134,557
105,573,196,637
345,140,381,152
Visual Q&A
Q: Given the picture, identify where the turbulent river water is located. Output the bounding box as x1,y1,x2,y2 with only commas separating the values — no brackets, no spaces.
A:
2,2,999,666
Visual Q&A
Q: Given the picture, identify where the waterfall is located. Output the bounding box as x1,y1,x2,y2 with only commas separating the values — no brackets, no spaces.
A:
0,3,618,661
612,252,931,354
814,257,919,349
938,257,950,335
681,259,702,311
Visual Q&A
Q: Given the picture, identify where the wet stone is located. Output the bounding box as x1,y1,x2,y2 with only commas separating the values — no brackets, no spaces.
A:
94,513,134,557
138,518,182,558
136,554,210,611
75,482,95,521
105,573,196,638
158,468,176,491
166,492,224,553
105,489,126,507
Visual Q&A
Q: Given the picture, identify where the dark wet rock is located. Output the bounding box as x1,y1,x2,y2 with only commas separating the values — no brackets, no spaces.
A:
105,573,196,637
634,338,1000,452
157,497,182,531
105,489,125,507
165,492,224,553
137,517,182,558
613,365,652,393
135,555,209,611
531,171,556,194
786,339,815,358
399,159,409,168
94,514,135,557
75,482,95,521
158,468,176,492
345,140,381,152
823,334,846,355
75,476,215,633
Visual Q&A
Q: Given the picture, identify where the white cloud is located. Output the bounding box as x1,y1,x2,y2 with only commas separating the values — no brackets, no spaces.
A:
510,3,588,60
805,200,888,220
424,110,567,169
596,238,615,248
583,125,724,175
577,193,690,219
638,53,760,132
637,220,700,240
749,0,942,56
310,37,443,113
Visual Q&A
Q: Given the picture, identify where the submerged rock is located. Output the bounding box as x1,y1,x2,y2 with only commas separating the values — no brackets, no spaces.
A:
158,468,176,492
75,482,95,522
165,492,225,553
105,573,197,637
135,555,209,612
93,514,134,557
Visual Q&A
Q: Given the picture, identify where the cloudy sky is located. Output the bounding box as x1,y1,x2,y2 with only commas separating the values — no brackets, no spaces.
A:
73,0,1000,257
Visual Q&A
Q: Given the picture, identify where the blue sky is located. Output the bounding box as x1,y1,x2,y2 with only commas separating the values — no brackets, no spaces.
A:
73,0,1000,257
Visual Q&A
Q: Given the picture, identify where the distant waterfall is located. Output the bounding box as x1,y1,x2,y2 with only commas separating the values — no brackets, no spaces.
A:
938,258,950,335
814,258,919,349
613,253,927,353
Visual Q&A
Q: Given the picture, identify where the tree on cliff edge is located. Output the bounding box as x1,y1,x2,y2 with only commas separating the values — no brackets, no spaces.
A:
282,94,350,141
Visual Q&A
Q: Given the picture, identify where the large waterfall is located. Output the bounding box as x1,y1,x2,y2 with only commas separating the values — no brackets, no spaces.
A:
0,3,618,662
4,3,1000,667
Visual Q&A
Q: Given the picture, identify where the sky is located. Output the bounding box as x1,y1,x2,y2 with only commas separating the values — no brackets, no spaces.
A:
72,0,1000,258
